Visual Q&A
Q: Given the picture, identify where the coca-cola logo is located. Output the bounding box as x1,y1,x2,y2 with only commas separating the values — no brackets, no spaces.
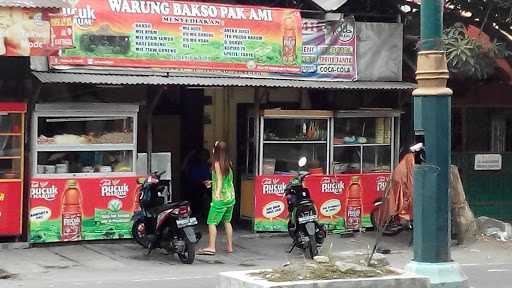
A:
30,182,59,201
100,179,129,199
320,177,344,194
262,178,287,196
376,176,389,192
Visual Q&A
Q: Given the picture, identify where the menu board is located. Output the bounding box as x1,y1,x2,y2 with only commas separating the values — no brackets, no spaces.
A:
50,0,302,73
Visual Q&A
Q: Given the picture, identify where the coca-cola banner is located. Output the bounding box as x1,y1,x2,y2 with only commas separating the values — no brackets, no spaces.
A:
29,177,140,243
253,173,390,233
300,16,357,80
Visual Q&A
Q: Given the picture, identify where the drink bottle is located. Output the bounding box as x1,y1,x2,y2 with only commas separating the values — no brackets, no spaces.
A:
61,179,82,241
282,13,297,65
345,176,363,230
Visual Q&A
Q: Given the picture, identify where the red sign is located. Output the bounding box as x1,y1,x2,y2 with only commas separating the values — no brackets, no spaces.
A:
0,181,23,236
0,7,73,56
254,175,292,232
29,177,140,243
50,0,302,73
253,173,391,232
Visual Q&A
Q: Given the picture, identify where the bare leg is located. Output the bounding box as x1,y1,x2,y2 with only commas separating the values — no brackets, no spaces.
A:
206,224,217,252
224,222,233,253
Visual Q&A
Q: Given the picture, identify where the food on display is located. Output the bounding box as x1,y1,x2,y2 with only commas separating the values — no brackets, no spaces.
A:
38,132,132,145
94,132,133,144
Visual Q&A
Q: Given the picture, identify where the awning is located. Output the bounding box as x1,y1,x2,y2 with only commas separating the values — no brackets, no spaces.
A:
0,0,70,8
33,71,416,90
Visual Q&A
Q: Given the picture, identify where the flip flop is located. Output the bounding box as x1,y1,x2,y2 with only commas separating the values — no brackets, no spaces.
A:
197,249,215,256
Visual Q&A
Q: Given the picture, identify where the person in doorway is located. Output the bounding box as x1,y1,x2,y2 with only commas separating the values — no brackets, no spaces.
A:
188,148,212,219
197,141,236,255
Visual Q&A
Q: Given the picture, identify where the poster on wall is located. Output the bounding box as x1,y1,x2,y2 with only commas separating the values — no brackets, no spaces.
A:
0,8,73,56
253,173,390,233
300,16,357,80
50,0,302,73
29,177,140,243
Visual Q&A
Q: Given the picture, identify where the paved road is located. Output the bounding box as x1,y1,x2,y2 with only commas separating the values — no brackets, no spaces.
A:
1,228,511,288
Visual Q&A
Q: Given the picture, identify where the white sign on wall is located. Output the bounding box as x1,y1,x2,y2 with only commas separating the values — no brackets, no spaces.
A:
474,154,502,171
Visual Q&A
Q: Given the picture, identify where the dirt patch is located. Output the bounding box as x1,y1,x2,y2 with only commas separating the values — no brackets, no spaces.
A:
250,263,397,282
42,265,73,270
0,269,16,280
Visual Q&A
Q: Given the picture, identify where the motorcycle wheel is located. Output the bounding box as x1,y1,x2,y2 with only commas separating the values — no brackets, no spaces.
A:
177,239,195,264
132,219,146,247
305,235,318,259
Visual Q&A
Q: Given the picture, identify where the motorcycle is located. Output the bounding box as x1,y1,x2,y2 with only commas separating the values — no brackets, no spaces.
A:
285,157,327,259
370,144,423,237
131,171,200,264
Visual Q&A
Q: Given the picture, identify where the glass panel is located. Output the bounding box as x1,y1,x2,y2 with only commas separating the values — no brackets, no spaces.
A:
37,116,134,145
263,143,327,175
333,146,361,174
0,159,20,179
264,118,328,141
362,146,392,173
0,113,21,133
334,117,391,145
0,135,21,157
37,151,133,174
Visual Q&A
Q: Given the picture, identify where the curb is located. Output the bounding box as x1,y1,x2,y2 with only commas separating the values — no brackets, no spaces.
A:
239,232,289,239
0,242,31,250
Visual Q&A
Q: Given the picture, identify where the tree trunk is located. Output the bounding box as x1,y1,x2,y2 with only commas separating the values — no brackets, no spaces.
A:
450,165,479,244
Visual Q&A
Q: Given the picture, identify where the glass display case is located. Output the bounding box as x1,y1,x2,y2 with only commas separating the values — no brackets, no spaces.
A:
259,110,332,175
32,104,138,177
0,112,23,179
332,110,400,174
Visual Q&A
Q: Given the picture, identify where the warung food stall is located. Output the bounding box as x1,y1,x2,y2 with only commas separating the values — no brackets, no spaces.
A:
29,103,141,243
252,109,400,233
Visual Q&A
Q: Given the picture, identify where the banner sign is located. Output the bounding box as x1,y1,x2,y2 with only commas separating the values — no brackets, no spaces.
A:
254,173,390,233
50,0,302,73
301,17,357,80
29,177,140,243
0,182,22,236
0,7,73,56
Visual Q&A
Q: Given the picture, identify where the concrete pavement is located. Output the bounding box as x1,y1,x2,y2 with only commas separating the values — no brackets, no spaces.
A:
0,226,511,288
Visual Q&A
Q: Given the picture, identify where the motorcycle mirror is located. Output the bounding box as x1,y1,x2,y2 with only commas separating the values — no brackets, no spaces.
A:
409,143,424,153
298,157,307,168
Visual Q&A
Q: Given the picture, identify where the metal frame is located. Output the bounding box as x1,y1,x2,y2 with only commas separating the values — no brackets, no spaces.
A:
258,110,333,176
32,103,139,178
331,110,402,174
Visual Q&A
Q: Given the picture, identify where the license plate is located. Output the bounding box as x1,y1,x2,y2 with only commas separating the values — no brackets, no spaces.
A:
298,215,317,224
176,217,198,228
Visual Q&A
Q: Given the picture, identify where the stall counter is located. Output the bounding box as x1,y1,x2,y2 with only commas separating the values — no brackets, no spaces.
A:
253,173,390,233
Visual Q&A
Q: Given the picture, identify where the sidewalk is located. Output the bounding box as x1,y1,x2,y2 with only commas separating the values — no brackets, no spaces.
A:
0,226,511,288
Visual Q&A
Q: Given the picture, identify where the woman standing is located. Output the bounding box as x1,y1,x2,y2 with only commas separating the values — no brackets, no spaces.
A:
198,141,235,255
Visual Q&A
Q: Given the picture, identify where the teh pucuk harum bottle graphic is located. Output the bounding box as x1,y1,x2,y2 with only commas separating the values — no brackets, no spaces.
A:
61,179,82,241
282,12,297,65
345,176,363,231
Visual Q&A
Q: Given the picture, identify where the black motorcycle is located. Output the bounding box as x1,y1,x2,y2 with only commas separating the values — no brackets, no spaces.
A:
132,171,200,264
285,157,326,259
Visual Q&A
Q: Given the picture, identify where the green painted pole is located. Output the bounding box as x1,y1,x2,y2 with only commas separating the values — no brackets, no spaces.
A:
406,0,468,286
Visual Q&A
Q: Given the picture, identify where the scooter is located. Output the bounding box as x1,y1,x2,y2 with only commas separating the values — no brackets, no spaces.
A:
285,157,327,259
131,171,200,264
